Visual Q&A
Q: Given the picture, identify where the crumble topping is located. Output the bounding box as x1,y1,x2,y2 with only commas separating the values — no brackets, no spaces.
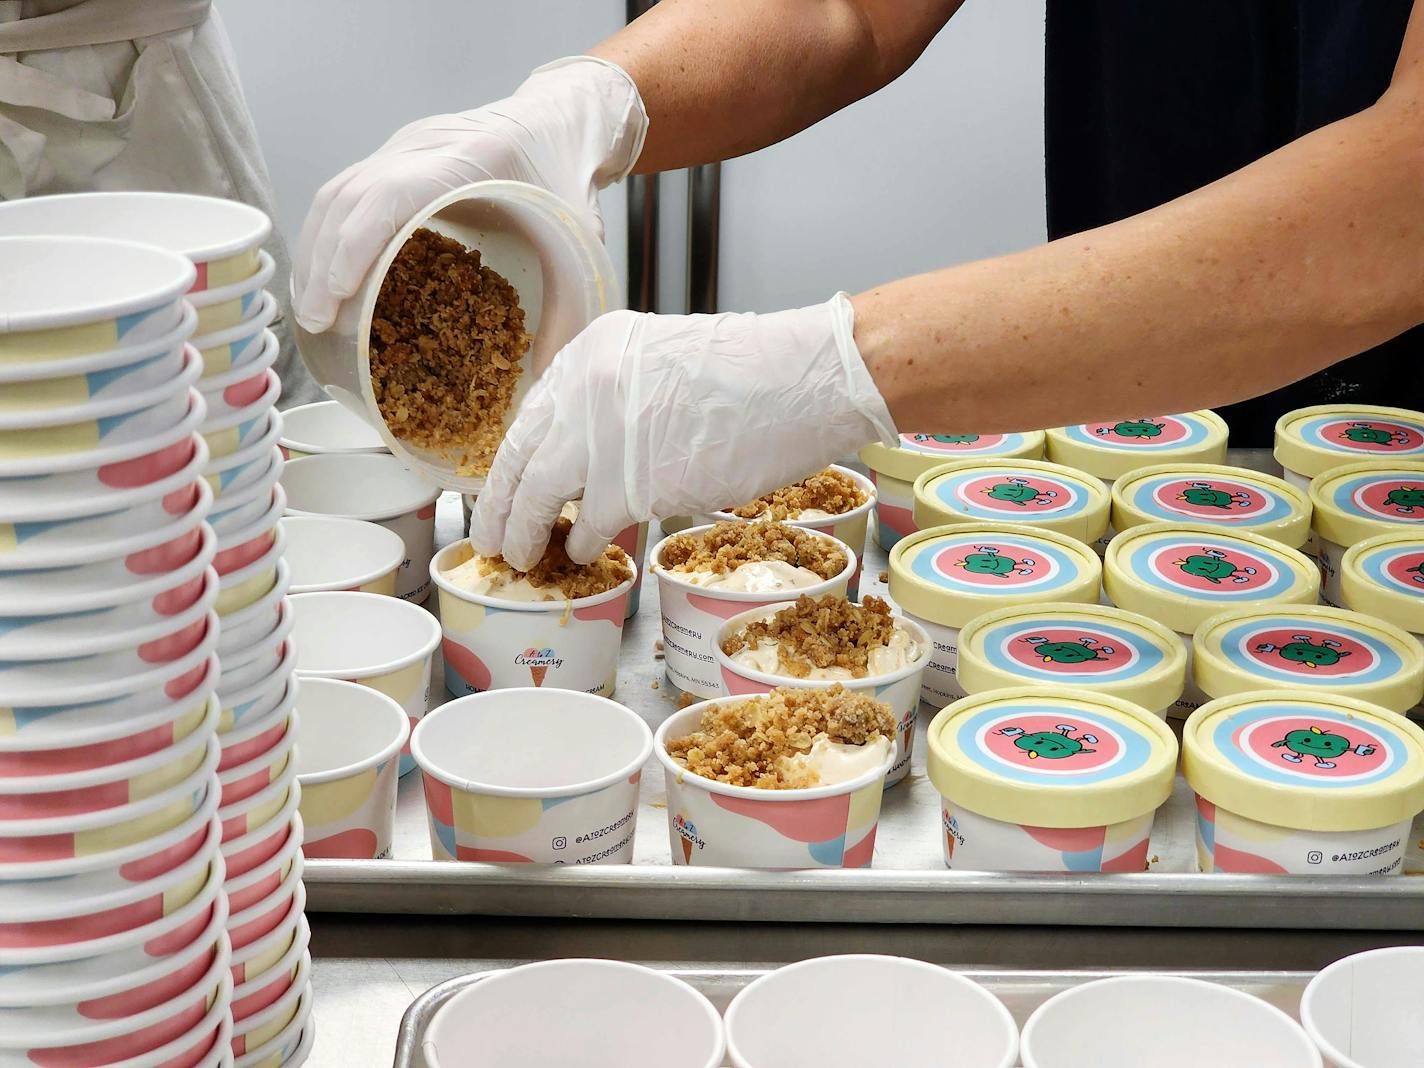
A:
444,517,631,600
658,522,847,580
728,468,868,520
720,595,902,679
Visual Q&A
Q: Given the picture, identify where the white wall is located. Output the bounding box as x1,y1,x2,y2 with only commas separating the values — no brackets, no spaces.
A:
220,0,1044,315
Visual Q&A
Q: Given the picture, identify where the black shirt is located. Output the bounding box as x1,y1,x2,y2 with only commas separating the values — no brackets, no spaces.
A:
1045,0,1421,445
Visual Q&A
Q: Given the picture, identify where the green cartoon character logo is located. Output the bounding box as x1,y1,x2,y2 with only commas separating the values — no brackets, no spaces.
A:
1382,485,1424,515
930,434,980,444
1177,481,1252,511
982,477,1058,507
1340,422,1410,447
1021,635,1116,665
1272,725,1376,770
957,545,1037,578
1173,547,1258,585
995,723,1098,760
1254,634,1352,670
1097,419,1165,440
1409,561,1424,585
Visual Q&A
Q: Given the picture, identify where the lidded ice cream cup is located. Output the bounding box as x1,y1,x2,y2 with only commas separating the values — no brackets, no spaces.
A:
1341,530,1424,643
1111,462,1312,549
913,457,1110,546
1310,460,1424,606
1274,404,1424,490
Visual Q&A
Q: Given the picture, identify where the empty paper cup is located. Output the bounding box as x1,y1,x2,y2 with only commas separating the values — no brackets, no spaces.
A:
219,646,295,737
413,688,651,864
422,959,722,1068
725,956,1016,1068
0,299,195,390
232,979,310,1063
224,826,301,918
200,367,279,438
431,538,635,700
216,527,285,616
188,248,274,336
195,294,276,378
278,400,388,460
232,904,304,988
295,677,408,859
209,451,283,538
282,452,440,601
0,342,191,429
654,699,892,868
1310,460,1424,606
1020,975,1320,1068
1301,946,1424,1068
284,515,403,595
291,591,439,775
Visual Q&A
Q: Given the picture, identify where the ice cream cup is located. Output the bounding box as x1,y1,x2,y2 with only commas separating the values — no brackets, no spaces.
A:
957,602,1187,719
888,523,1103,710
209,452,283,538
650,523,856,699
281,452,441,602
243,1020,310,1068
110,983,233,1068
1104,523,1320,718
1276,404,1424,488
1020,975,1320,1068
725,955,1016,1068
225,848,302,951
612,519,651,620
204,411,281,491
653,699,892,868
709,465,877,598
861,431,1046,551
216,528,286,616
217,607,293,698
231,974,309,1062
423,959,722,1068
295,677,408,859
224,827,302,918
283,515,403,595
1047,410,1229,553
218,717,297,809
277,400,388,460
221,789,302,882
291,590,439,776
1310,460,1424,607
195,294,276,379
218,562,290,659
0,343,190,428
214,490,285,584
219,679,296,772
219,755,298,848
431,539,635,701
913,457,1111,547
713,603,932,787
188,249,274,336
0,235,194,363
231,903,304,989
231,931,306,1025
413,688,651,865
1184,690,1424,874
219,647,296,737
1342,532,1424,716
927,687,1177,872
1112,462,1313,548
1300,946,1424,1068
199,367,279,438
1194,604,1424,715
198,329,278,410
0,300,195,388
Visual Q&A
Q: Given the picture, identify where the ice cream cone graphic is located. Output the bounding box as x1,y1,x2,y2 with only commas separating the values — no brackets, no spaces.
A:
529,664,548,687
681,835,694,863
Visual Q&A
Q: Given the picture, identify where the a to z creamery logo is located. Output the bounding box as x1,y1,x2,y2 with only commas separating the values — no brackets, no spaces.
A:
673,814,706,862
515,647,563,669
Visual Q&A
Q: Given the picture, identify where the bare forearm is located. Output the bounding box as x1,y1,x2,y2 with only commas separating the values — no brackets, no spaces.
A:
591,0,958,174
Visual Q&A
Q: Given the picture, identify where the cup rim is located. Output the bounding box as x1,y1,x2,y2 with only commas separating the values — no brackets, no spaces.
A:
0,343,198,433
204,407,282,479
219,596,293,677
219,786,302,865
226,854,304,944
107,972,234,1068
217,525,287,594
216,560,291,653
224,829,304,902
210,452,283,529
281,452,441,521
708,464,878,527
0,302,197,384
294,678,410,785
276,399,388,455
186,249,275,309
218,756,299,827
1299,946,1424,1068
648,523,857,601
230,881,305,969
219,643,296,716
217,712,298,795
198,329,279,394
284,515,406,594
289,590,442,678
219,676,297,762
192,290,278,350
429,538,637,613
231,916,308,1004
412,687,653,799
233,980,312,1065
200,369,280,434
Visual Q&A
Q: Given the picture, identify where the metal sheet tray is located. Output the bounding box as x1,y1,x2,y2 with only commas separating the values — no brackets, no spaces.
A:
392,963,1315,1068
305,486,1424,931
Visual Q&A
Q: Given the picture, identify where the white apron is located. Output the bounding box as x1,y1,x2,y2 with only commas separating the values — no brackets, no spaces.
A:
0,0,320,404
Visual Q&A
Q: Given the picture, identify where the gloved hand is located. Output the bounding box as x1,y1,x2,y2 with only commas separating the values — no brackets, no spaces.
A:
292,56,648,332
469,293,899,570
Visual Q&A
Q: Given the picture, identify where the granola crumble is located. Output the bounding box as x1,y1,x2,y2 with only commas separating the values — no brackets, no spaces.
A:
658,522,846,580
720,595,900,679
445,517,631,599
727,469,867,521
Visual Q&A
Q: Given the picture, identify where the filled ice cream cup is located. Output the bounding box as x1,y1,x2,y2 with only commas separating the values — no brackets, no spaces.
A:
199,367,279,439
725,955,1016,1068
230,928,306,1026
281,452,441,602
1300,946,1424,1068
203,410,281,490
188,249,274,335
1184,690,1424,874
295,677,408,859
861,431,1046,551
613,519,650,620
221,789,302,882
218,717,297,809
223,824,302,918
423,959,723,1068
1275,404,1424,487
217,562,290,660
225,851,302,951
650,523,856,699
1194,604,1424,715
277,400,389,460
1342,531,1424,713
0,342,191,429
216,528,286,616
413,688,651,864
927,687,1176,872
219,646,296,737
888,522,1103,709
231,902,304,989
233,983,311,1067
1020,975,1321,1068
913,457,1110,546
219,757,298,850
1104,522,1320,718
195,295,277,379
209,452,283,538
1113,461,1313,550
1310,460,1424,607
431,538,635,701
713,602,931,787
0,299,195,388
653,698,892,869
291,590,439,776
283,515,403,595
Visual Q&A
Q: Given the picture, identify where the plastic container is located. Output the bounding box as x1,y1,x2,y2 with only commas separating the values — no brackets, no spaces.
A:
1300,946,1424,1068
292,179,621,493
957,602,1187,718
1112,462,1313,548
1275,404,1424,488
277,400,388,459
413,689,651,864
653,699,892,869
422,960,722,1068
1193,605,1424,715
1183,691,1424,874
295,678,409,859
431,538,635,700
913,457,1109,548
1310,460,1424,606
1104,523,1320,718
281,452,440,602
927,687,1176,871
725,956,1016,1068
713,602,932,787
283,515,403,595
1341,531,1424,649
887,523,1103,709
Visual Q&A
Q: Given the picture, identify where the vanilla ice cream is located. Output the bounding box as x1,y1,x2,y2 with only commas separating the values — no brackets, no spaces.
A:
443,556,571,602
779,735,892,787
674,559,826,593
731,621,922,679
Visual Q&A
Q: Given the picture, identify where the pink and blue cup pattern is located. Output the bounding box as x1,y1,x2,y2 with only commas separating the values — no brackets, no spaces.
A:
1120,472,1299,527
867,469,915,550
1292,413,1424,460
612,521,648,618
0,300,182,363
904,531,1095,598
299,754,401,860
942,802,1153,873
1115,531,1305,604
1057,414,1219,454
927,465,1097,525
0,348,185,414
0,388,189,464
1208,614,1411,692
972,614,1170,690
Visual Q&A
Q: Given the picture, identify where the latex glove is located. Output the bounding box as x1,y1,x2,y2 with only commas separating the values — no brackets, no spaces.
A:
293,56,648,332
469,293,898,570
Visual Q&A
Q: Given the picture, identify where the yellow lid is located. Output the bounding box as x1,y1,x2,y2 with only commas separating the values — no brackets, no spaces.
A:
1104,522,1319,635
1341,531,1424,635
927,686,1178,828
1193,604,1424,714
1044,410,1228,482
912,459,1110,545
888,523,1102,630
1111,463,1312,549
860,431,1045,483
1309,460,1424,548
1274,404,1424,479
958,602,1187,714
1183,691,1424,832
